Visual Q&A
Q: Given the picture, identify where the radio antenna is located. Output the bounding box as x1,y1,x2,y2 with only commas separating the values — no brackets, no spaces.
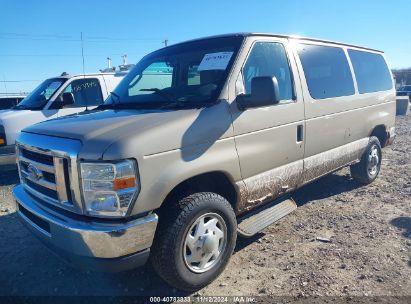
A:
81,32,86,76
80,32,88,111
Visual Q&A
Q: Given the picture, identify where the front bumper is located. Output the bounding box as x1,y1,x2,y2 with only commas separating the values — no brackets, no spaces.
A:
13,184,158,272
0,144,16,165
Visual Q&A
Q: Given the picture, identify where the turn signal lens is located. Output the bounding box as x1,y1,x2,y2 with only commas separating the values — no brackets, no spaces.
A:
113,177,136,190
0,138,4,145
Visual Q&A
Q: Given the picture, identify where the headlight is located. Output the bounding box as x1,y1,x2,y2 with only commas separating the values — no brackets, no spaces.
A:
80,160,139,217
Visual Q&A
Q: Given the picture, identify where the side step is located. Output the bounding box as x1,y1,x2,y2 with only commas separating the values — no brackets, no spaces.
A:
237,197,297,237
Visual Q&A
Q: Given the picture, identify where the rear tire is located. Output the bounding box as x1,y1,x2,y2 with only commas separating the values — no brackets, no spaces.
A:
350,136,382,184
150,192,237,291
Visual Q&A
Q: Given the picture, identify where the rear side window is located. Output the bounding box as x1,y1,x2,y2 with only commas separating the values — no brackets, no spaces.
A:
348,50,393,93
298,44,355,99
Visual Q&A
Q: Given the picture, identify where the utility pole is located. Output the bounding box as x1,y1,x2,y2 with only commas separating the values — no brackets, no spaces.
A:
163,39,168,47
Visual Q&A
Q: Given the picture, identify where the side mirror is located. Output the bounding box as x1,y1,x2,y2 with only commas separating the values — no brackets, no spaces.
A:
50,92,75,109
62,92,75,106
237,76,280,110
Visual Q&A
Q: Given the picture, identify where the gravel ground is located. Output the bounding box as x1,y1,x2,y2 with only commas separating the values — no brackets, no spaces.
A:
0,115,410,302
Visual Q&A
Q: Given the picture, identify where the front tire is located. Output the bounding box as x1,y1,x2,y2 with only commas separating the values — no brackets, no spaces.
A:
350,136,382,184
150,192,237,291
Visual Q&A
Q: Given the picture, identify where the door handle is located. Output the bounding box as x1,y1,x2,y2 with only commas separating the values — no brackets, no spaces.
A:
297,125,303,143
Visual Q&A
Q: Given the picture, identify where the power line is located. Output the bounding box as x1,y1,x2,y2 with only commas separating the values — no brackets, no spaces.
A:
0,32,76,38
0,32,164,43
0,52,149,57
0,31,163,40
0,80,42,82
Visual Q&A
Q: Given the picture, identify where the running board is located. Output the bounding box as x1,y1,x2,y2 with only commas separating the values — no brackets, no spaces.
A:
237,197,297,237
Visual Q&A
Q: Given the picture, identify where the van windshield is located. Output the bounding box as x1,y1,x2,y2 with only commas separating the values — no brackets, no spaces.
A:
14,78,66,110
103,36,244,109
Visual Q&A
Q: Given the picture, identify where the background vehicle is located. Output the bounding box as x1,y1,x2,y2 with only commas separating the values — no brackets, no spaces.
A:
397,85,411,101
0,72,125,165
12,33,396,291
0,94,26,110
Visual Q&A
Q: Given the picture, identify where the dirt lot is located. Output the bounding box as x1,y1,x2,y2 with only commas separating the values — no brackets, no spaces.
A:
0,115,410,302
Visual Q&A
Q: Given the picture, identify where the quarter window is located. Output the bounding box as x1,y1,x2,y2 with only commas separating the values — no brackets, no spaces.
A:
243,42,294,101
298,44,355,99
348,49,393,93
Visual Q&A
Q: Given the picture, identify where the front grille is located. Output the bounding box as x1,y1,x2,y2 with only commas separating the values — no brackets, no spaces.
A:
20,162,56,183
21,149,54,166
18,145,75,211
25,178,59,200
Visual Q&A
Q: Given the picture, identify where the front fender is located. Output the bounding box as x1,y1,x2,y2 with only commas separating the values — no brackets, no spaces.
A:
129,137,242,215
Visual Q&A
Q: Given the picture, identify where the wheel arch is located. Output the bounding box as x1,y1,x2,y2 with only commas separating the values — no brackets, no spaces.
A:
158,171,239,212
369,124,388,147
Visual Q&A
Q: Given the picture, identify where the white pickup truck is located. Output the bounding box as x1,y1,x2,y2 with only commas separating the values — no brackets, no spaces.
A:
0,72,125,165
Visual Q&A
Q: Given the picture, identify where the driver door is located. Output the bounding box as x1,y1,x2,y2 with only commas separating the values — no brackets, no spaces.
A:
53,78,105,117
231,38,305,211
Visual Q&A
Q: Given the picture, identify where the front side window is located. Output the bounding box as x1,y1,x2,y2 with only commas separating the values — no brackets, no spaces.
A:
106,36,243,109
14,78,66,110
243,42,294,101
60,78,103,108
298,44,355,99
348,50,393,94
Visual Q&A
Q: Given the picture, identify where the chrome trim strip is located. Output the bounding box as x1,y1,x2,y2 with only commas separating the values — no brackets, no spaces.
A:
21,170,57,191
54,157,68,203
23,183,60,205
19,155,55,173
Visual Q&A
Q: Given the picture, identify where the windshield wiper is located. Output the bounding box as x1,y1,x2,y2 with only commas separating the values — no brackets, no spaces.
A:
12,104,39,110
140,88,174,102
97,101,166,110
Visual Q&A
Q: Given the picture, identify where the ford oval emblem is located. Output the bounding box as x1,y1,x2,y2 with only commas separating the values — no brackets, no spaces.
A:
27,164,43,181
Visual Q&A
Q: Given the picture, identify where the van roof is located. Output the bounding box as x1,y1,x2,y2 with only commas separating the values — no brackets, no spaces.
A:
55,72,126,79
170,32,383,53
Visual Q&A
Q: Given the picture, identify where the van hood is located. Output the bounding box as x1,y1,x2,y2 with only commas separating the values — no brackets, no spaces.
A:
22,103,233,160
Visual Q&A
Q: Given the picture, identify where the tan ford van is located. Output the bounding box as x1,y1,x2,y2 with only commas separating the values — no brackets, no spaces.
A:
12,33,395,290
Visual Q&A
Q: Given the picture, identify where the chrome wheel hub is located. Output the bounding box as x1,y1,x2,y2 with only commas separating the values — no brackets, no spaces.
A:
183,213,227,273
367,144,380,177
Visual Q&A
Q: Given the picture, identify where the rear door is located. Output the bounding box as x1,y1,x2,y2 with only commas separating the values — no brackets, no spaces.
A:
291,40,388,185
230,37,305,211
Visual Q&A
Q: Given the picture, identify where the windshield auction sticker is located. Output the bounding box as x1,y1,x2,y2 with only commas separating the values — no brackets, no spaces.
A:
198,52,233,71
